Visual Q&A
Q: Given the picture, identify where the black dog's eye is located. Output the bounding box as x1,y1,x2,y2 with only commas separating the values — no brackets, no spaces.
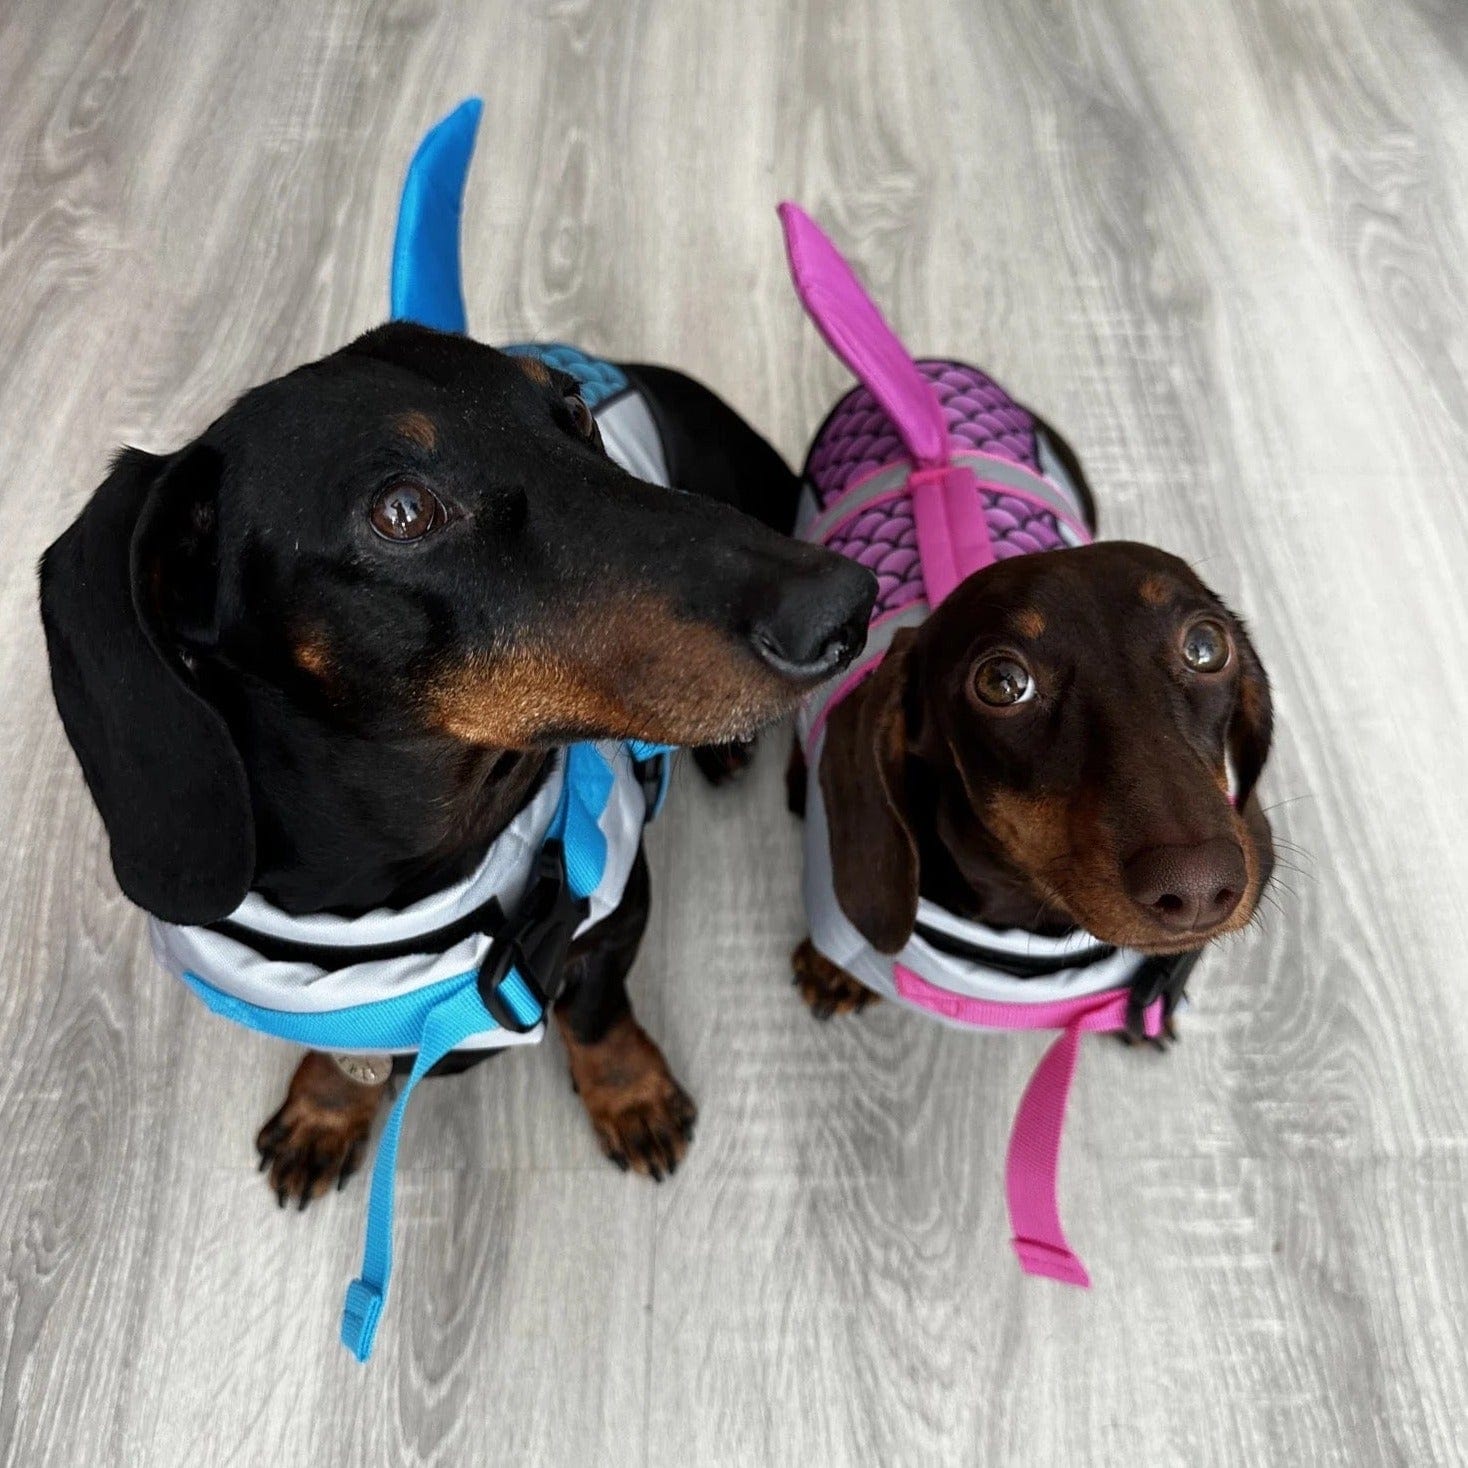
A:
369,481,446,542
1181,618,1231,674
971,655,1035,708
564,392,596,439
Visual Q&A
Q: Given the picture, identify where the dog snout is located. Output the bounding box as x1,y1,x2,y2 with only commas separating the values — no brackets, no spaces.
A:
748,556,875,681
1122,837,1247,935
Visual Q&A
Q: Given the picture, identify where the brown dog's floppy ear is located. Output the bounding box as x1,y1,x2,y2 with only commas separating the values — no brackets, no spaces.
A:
1228,619,1273,806
39,446,255,924
818,630,919,953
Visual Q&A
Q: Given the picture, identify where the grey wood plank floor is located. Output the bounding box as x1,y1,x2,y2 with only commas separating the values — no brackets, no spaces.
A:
2,0,1465,1463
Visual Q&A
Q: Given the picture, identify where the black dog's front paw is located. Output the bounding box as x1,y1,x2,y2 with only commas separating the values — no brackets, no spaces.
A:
255,1052,387,1208
692,738,755,787
559,1013,697,1181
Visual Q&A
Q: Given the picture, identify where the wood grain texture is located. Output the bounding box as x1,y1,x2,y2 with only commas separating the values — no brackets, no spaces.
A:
2,0,1465,1463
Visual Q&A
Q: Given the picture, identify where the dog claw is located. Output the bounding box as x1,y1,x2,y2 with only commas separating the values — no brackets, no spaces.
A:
338,1140,363,1188
297,1162,326,1208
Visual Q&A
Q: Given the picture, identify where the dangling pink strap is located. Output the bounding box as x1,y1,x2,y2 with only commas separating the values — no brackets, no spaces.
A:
893,965,1162,1287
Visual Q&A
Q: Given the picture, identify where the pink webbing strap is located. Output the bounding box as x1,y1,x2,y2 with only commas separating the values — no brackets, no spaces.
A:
778,203,995,583
908,463,986,605
893,965,1162,1288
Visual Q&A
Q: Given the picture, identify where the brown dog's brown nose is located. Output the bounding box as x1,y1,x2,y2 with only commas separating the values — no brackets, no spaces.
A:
1123,838,1246,934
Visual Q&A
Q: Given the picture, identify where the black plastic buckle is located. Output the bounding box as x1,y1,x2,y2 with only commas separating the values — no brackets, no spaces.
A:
477,839,589,1033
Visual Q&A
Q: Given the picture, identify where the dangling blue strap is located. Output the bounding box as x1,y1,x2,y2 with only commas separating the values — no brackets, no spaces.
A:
340,980,494,1360
339,744,619,1361
390,98,483,332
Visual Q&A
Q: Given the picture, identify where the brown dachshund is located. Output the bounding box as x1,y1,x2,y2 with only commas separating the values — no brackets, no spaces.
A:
779,204,1274,1039
790,542,1275,1030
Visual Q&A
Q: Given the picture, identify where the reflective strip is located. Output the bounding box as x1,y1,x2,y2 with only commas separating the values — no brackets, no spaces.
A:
801,462,912,545
803,450,1090,549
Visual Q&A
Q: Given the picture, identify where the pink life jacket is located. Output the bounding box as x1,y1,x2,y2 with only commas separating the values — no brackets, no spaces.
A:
782,203,1180,1289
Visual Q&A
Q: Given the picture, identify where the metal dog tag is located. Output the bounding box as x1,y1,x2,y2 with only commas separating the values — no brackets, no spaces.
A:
332,1053,393,1086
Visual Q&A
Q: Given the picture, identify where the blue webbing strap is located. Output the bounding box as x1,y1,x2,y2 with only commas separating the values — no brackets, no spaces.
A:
339,745,616,1361
339,981,494,1360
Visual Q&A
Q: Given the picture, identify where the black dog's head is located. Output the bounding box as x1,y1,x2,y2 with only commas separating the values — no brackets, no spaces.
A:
41,323,874,924
822,542,1274,956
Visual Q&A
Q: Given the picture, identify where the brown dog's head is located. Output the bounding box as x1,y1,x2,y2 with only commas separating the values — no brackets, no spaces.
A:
820,541,1273,956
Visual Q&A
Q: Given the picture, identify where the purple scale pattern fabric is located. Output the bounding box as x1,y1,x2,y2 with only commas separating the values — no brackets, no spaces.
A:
805,359,1039,511
824,502,924,617
805,360,1070,618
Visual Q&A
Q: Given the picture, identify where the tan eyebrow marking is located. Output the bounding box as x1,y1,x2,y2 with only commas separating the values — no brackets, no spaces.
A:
392,410,437,450
1139,574,1174,606
1011,607,1046,638
292,634,332,682
514,355,553,387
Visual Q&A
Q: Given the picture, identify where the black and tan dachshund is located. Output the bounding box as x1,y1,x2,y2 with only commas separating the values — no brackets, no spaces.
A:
40,322,875,1201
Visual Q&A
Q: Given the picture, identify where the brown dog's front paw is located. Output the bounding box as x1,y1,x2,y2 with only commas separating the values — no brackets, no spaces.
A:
1117,1011,1181,1052
792,939,877,1020
255,1052,387,1209
557,1013,697,1181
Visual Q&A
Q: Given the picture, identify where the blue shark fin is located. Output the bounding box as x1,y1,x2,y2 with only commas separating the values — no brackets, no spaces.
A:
390,98,484,331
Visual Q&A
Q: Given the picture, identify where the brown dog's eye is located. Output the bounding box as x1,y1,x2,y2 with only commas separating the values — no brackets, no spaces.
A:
1182,618,1231,674
369,481,445,542
972,655,1034,708
565,392,596,439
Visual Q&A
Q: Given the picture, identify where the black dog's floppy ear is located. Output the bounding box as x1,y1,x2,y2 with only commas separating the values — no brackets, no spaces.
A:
1227,617,1273,808
39,445,255,924
818,631,919,954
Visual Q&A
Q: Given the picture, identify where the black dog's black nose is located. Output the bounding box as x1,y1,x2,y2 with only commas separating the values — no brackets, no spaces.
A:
749,558,876,681
1124,838,1247,934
